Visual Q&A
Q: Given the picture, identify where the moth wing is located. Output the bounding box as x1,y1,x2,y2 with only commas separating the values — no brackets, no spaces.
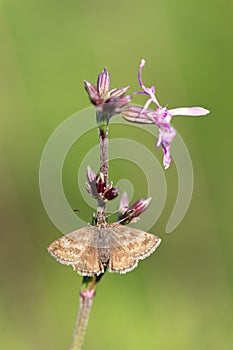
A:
108,243,138,274
47,226,105,276
107,224,161,274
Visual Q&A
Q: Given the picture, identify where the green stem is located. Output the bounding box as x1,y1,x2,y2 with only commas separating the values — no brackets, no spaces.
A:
70,120,109,349
70,288,95,350
70,277,96,350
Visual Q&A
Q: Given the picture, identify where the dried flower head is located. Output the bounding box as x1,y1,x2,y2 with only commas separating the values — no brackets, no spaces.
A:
118,192,152,224
84,68,132,124
86,166,119,202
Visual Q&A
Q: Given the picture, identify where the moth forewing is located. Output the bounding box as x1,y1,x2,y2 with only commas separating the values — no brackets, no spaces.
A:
47,220,161,276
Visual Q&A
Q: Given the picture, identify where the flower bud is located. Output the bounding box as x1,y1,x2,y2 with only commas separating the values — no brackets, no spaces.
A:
118,197,152,224
102,96,132,116
129,197,152,217
86,166,98,197
110,86,130,98
118,192,129,214
84,68,131,122
104,187,119,200
84,80,103,105
122,106,154,124
96,173,106,194
97,67,110,97
87,165,96,183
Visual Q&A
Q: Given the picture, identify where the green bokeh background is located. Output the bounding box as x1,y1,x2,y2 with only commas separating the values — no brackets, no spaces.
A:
1,0,232,349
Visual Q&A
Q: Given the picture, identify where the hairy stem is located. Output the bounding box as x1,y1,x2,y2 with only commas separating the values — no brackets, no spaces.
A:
97,124,109,213
70,288,95,350
70,120,109,349
99,126,108,184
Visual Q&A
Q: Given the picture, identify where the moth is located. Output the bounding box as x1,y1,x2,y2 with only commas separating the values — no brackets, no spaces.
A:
48,212,161,276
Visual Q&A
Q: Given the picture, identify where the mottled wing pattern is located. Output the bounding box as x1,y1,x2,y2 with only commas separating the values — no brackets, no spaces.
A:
107,224,161,274
48,222,161,276
47,226,105,276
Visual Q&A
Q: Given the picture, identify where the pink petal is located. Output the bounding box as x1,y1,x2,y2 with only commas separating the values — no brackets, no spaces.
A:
138,59,146,90
169,107,210,117
137,59,160,107
161,143,171,170
161,126,176,144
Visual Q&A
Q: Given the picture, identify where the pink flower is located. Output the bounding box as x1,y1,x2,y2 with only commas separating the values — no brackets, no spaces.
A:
122,59,210,169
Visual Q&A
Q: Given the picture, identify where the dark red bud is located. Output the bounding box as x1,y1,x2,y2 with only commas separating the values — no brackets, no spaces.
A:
118,197,152,224
96,173,106,194
128,197,152,217
104,187,119,200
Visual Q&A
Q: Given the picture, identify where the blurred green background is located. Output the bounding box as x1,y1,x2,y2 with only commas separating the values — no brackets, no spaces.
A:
1,0,233,349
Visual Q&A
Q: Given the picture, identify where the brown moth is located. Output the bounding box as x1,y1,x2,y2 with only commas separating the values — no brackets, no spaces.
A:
47,212,161,276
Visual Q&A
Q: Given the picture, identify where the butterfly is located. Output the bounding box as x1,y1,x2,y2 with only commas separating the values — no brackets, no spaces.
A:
47,212,161,276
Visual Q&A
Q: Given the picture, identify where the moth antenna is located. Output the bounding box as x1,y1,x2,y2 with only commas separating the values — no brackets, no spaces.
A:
73,208,92,220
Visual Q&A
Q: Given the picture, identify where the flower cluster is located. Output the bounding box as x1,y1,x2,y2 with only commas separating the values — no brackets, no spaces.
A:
84,68,132,124
84,59,210,224
86,166,151,224
122,59,210,169
86,166,119,202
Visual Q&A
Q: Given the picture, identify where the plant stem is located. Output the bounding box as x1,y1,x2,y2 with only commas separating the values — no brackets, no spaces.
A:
99,125,108,184
70,286,95,350
97,124,108,213
70,121,109,350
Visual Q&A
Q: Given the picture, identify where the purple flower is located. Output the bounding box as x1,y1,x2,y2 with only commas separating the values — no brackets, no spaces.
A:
122,59,210,169
84,68,132,123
